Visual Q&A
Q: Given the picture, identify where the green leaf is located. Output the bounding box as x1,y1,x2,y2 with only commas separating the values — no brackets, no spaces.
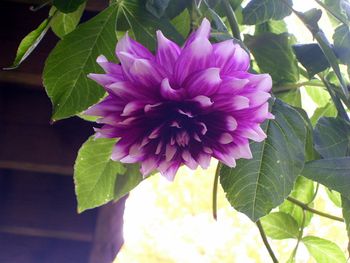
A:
244,33,299,84
293,44,330,78
314,117,350,158
333,24,350,65
74,137,143,212
280,176,314,227
276,90,301,107
44,5,118,121
118,0,184,50
164,0,190,19
5,19,50,70
301,157,350,199
326,188,342,207
323,0,349,26
146,0,170,18
255,20,288,35
51,4,85,38
310,103,337,126
301,8,322,31
53,0,86,13
260,212,299,239
315,31,349,98
242,0,292,25
341,196,350,254
305,86,331,107
295,107,317,162
220,99,307,221
302,236,347,263
171,9,190,38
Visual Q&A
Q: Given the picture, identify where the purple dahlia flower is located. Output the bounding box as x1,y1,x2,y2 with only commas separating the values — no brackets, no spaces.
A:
85,18,273,180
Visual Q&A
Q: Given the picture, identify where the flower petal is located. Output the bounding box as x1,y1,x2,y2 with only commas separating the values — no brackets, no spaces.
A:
191,95,213,108
185,68,221,97
88,73,120,87
129,59,164,87
116,32,154,60
84,96,123,116
160,78,184,100
196,152,211,169
96,55,124,78
248,74,272,92
141,157,158,177
156,31,181,73
213,40,250,74
174,38,213,84
241,124,267,142
184,18,211,47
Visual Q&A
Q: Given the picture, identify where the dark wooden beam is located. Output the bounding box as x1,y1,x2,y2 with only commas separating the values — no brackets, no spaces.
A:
0,71,42,89
89,197,127,263
0,160,73,176
0,226,93,242
2,0,108,11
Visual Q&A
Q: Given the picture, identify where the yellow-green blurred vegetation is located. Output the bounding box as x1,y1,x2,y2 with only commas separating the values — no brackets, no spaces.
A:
116,162,347,262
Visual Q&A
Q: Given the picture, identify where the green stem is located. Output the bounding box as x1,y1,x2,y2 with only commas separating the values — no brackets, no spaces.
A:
281,0,349,99
274,80,325,93
222,0,242,41
212,162,222,220
256,220,279,263
319,74,350,121
310,183,320,204
30,0,52,12
287,196,344,222
290,209,306,260
313,0,349,26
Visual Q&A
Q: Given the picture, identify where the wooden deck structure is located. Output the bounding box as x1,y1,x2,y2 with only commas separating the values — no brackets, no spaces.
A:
0,1,126,262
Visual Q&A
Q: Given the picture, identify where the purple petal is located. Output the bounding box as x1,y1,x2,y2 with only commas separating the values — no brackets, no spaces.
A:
219,133,234,144
196,152,211,169
165,143,177,161
141,157,158,177
245,91,271,107
181,150,198,169
213,149,236,167
247,74,272,92
226,116,238,131
233,140,253,159
213,40,250,74
156,31,181,73
88,73,120,87
116,32,154,60
160,78,184,100
121,101,145,116
174,38,214,84
84,96,123,116
185,68,221,97
184,18,211,47
96,55,124,78
191,95,213,108
240,124,267,142
129,59,164,87
107,81,142,101
159,161,180,181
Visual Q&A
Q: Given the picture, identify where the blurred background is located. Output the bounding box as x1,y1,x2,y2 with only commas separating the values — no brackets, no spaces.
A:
0,0,348,262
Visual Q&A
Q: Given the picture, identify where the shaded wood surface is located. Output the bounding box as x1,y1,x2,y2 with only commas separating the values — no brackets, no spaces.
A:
89,197,128,263
0,2,126,262
0,233,92,263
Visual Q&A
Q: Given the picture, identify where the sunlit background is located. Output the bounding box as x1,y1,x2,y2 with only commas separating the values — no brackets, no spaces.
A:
116,1,348,262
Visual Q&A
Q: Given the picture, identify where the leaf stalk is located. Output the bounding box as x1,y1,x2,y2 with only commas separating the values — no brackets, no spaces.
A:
256,220,279,263
221,0,242,41
287,196,344,222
